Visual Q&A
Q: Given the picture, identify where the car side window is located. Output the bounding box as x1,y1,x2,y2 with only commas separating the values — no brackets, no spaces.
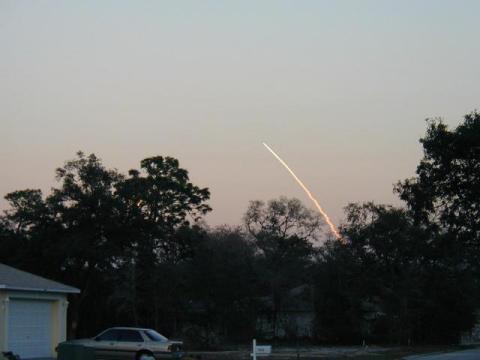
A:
119,330,144,342
96,329,119,341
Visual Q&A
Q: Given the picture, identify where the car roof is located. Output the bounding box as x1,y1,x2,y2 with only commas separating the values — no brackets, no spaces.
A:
106,327,153,331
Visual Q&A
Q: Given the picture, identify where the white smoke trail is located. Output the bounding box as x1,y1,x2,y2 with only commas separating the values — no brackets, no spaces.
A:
262,142,343,241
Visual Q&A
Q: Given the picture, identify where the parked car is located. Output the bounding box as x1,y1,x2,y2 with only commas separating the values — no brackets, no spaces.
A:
58,327,184,360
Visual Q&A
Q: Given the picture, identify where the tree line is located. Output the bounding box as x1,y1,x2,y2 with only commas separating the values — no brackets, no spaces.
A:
0,111,479,346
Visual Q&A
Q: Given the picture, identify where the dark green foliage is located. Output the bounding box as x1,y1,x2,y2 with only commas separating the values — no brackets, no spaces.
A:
185,227,258,345
396,112,480,267
314,240,365,343
112,156,212,333
396,112,480,341
314,203,476,344
245,198,323,338
1,110,479,345
314,112,480,345
0,152,212,338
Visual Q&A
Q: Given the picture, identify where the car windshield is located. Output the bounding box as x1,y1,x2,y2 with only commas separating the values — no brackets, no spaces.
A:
144,330,168,342
96,329,119,341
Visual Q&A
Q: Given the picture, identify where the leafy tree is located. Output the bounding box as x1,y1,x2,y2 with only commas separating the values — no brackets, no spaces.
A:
0,152,212,337
45,152,124,336
315,203,426,344
396,112,480,269
393,112,480,343
116,156,211,263
2,110,477,347
245,197,323,244
185,226,258,346
244,197,323,337
0,216,21,266
314,239,364,343
314,197,477,345
113,156,212,332
3,190,48,233
1,189,54,273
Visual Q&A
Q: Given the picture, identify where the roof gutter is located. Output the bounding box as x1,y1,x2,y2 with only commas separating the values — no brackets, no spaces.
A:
0,284,80,294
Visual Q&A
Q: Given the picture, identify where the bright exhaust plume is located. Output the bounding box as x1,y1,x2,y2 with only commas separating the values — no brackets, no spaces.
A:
262,142,342,241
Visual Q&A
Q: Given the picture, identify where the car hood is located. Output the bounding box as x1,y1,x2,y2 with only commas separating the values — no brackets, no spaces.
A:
168,340,183,345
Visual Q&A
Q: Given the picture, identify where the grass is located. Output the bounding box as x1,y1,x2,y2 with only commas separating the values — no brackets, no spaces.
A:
312,344,479,360
185,344,479,360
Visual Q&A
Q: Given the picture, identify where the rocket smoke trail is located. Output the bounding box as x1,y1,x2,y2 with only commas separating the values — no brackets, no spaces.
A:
262,142,343,241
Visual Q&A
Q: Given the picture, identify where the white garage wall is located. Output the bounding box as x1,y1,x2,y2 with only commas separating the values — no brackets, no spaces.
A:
0,291,7,352
0,291,8,351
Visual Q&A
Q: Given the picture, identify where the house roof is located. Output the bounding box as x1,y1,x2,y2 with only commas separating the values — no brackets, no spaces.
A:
0,263,80,294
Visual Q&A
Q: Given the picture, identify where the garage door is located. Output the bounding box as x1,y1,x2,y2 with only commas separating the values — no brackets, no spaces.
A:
7,299,53,359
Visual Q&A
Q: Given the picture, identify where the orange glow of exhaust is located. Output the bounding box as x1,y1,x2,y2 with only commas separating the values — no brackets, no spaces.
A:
263,142,343,242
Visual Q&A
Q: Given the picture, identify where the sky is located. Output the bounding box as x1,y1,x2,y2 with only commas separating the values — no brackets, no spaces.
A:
1,0,479,229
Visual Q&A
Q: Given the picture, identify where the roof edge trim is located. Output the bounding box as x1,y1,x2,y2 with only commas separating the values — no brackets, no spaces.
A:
0,285,80,294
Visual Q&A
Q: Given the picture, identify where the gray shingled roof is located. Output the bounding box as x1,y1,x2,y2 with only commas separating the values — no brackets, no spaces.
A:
0,263,80,294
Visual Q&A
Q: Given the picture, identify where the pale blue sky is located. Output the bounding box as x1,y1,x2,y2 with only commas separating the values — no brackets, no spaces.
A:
1,0,479,227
